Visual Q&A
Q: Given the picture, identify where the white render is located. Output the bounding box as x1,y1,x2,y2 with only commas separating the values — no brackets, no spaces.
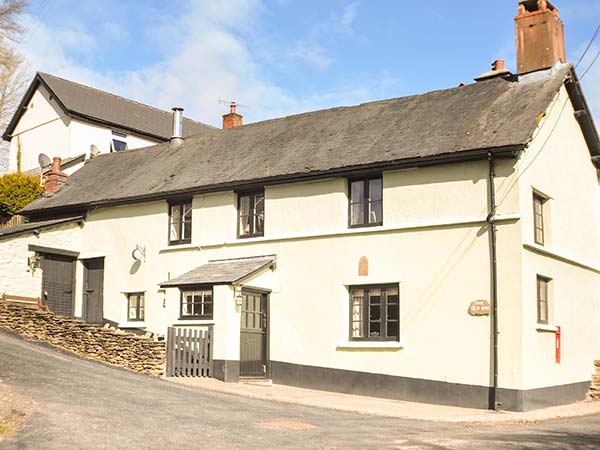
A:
6,83,158,174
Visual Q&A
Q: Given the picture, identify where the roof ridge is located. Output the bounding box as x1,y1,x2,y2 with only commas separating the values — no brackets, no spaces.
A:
37,71,212,128
229,77,513,131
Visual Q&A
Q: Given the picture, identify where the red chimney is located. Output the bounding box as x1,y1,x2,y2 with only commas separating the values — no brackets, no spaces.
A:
515,1,566,74
222,102,243,129
43,157,67,195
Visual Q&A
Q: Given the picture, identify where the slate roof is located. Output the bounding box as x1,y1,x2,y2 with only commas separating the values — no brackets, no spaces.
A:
0,216,84,240
3,72,217,141
161,256,276,287
22,65,580,216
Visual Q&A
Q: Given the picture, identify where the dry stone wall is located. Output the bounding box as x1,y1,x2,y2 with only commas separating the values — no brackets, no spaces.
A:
589,361,600,400
0,303,165,376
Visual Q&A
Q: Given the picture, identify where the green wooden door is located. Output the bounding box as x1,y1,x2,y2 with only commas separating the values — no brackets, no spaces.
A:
240,291,268,378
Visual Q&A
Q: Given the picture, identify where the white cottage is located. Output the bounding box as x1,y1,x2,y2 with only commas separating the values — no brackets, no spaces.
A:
2,72,214,174
1,1,599,412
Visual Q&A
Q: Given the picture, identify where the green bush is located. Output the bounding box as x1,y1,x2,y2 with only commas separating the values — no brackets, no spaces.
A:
0,173,43,216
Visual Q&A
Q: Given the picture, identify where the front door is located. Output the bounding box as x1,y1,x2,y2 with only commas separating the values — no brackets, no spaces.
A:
240,290,268,378
82,258,104,324
40,254,75,317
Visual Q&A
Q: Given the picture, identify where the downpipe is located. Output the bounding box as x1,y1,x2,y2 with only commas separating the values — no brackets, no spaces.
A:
487,151,500,411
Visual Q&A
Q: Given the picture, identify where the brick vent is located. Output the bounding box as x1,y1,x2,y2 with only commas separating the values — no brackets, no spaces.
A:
0,303,165,376
588,361,600,400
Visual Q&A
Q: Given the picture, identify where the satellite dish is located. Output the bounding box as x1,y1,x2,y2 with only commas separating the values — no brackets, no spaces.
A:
38,153,51,168
90,144,100,158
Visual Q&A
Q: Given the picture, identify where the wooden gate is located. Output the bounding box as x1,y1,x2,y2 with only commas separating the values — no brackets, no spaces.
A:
166,326,213,377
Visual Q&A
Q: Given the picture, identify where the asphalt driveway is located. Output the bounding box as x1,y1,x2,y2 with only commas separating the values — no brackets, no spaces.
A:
0,329,600,450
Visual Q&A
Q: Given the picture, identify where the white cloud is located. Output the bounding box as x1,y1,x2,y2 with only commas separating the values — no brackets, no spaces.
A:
291,42,333,70
340,1,360,29
17,0,394,129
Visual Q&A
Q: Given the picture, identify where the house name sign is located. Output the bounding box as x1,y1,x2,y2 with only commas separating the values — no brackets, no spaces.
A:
468,300,491,317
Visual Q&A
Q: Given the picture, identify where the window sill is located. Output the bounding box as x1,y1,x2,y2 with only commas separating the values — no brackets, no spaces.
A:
336,341,406,351
159,243,200,253
536,324,558,332
174,319,215,326
118,322,147,329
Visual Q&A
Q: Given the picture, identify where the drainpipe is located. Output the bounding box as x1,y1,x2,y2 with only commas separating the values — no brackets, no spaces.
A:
487,151,500,411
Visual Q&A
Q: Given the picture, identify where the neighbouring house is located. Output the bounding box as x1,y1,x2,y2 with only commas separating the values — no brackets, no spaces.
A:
1,1,599,412
2,72,215,175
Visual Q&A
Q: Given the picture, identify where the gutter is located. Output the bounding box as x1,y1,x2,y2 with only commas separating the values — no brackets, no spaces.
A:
22,145,524,219
487,151,500,411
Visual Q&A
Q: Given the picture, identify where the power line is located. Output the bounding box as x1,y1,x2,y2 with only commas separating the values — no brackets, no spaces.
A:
580,48,600,80
575,24,600,69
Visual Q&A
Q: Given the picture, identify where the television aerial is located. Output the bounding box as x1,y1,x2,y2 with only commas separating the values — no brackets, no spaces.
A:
218,99,250,112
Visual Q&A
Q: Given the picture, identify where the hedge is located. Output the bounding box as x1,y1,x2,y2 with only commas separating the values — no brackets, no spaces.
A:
0,172,43,216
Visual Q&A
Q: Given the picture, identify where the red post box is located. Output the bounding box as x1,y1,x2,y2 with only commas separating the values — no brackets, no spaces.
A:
555,326,561,364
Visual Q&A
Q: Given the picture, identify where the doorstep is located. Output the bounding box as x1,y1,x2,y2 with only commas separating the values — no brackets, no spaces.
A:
162,376,600,423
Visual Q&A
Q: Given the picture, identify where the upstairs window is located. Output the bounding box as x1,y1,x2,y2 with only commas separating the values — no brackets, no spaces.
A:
350,284,399,341
127,293,145,322
169,200,192,245
349,176,383,228
111,131,128,152
533,192,547,245
238,190,264,238
180,288,213,319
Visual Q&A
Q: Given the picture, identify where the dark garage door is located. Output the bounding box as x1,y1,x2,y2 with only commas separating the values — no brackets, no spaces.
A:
40,253,76,317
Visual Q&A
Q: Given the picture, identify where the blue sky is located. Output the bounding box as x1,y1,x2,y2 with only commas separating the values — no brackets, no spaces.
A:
18,0,600,127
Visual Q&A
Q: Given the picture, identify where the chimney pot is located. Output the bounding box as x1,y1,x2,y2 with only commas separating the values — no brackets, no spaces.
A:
52,156,61,172
492,59,505,71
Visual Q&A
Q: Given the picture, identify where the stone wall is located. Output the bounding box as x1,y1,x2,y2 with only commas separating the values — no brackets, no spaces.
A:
0,303,165,376
589,361,600,400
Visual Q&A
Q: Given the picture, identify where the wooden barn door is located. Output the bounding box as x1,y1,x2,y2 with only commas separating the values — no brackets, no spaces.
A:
239,290,269,378
40,253,76,317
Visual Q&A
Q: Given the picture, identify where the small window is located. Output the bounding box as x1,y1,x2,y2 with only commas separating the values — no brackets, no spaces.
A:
238,190,264,238
533,192,547,245
169,200,192,245
111,131,128,152
349,176,383,228
537,276,551,325
180,288,213,319
350,284,399,341
127,293,145,322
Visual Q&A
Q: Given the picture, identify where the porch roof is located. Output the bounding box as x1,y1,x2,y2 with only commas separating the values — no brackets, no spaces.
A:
160,255,276,288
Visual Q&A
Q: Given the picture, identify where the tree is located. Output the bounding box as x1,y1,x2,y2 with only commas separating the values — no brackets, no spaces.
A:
0,171,42,216
0,1,28,174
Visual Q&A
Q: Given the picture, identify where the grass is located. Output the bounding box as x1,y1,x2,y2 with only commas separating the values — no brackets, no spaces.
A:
0,423,12,437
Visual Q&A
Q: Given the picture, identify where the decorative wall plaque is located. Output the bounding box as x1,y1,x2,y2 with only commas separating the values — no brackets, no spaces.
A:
468,300,491,317
358,256,368,276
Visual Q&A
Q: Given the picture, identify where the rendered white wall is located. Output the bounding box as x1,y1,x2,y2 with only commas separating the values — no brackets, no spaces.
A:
517,85,600,389
0,224,82,298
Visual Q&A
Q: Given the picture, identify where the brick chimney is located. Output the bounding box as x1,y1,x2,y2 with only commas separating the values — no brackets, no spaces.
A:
515,0,566,74
222,102,243,129
43,157,67,195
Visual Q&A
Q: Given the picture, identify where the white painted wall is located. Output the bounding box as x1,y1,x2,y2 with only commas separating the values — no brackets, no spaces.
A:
8,85,70,173
6,85,159,174
0,224,82,298
517,85,600,389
